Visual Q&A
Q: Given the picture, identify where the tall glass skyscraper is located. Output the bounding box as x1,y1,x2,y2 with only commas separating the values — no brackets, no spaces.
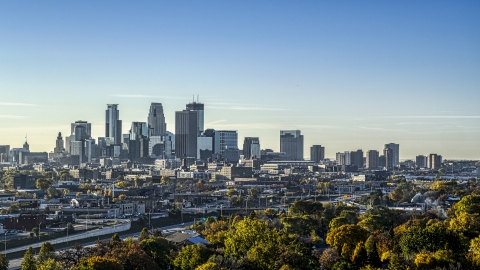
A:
106,104,122,144
147,103,166,136
280,130,304,160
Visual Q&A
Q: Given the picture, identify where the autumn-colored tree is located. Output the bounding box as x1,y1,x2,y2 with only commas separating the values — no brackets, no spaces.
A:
105,244,159,270
36,258,63,270
326,224,368,259
74,256,122,270
21,247,36,270
173,244,212,270
0,253,8,270
36,178,52,191
196,262,218,270
414,253,436,270
318,248,340,270
37,242,56,263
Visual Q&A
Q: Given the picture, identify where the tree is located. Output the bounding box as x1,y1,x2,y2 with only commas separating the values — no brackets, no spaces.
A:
351,242,368,266
138,227,149,242
139,236,174,269
74,256,123,270
21,247,36,270
173,244,212,270
326,224,368,259
37,258,63,270
115,181,131,189
66,222,75,233
319,248,340,270
226,189,238,197
289,200,323,216
118,194,126,201
76,192,82,197
248,188,259,198
196,262,218,270
32,227,39,236
105,244,159,270
37,242,56,263
0,252,8,270
389,189,404,206
36,178,52,191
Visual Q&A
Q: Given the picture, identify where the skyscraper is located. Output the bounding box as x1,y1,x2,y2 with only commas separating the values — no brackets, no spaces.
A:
217,130,239,162
384,143,399,168
0,145,10,162
280,130,304,160
427,154,442,170
384,147,394,171
54,132,65,155
366,150,379,169
336,152,345,165
186,101,204,136
71,120,91,138
129,122,149,159
175,110,198,158
243,137,261,159
350,149,364,168
416,155,427,168
106,104,122,145
147,103,167,136
310,145,325,163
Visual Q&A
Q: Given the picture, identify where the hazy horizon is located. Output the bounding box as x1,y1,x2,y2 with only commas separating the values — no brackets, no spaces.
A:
1,1,479,160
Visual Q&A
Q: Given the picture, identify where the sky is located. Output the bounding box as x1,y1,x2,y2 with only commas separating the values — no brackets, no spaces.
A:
0,1,479,160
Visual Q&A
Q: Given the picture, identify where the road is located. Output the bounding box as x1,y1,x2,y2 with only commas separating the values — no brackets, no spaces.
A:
8,221,193,269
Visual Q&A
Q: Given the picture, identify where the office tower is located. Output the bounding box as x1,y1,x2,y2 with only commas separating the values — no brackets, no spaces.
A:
106,104,122,144
217,131,239,162
384,143,399,168
428,154,442,170
243,137,261,159
197,136,213,161
203,129,220,160
84,139,96,162
128,122,149,159
186,101,204,136
70,141,84,164
0,145,10,162
149,135,173,158
366,150,379,169
416,155,427,168
52,132,66,160
344,151,352,165
71,120,91,139
336,152,345,165
310,145,325,163
384,147,394,171
148,103,167,136
378,155,386,168
280,130,304,160
175,110,198,158
351,149,364,168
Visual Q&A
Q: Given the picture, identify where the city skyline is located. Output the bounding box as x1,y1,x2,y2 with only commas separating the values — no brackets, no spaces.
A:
1,1,479,159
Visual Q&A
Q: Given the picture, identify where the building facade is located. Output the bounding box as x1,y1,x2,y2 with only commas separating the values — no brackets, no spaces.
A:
243,137,261,159
280,130,304,160
147,103,167,136
106,104,122,145
310,145,325,163
366,150,379,169
175,110,198,158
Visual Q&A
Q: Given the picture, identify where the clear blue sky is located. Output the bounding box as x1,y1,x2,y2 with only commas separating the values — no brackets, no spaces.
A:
1,1,479,159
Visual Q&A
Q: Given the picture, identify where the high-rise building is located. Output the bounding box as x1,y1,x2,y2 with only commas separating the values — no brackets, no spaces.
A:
350,149,364,168
71,120,91,139
310,145,325,163
128,122,149,159
175,110,198,158
54,132,64,153
186,101,204,136
366,150,379,169
147,103,167,136
427,154,442,170
149,135,173,158
280,130,304,160
336,152,345,165
243,137,261,159
384,143,399,168
0,145,10,162
217,131,239,162
384,147,394,171
106,104,122,145
416,155,427,168
344,151,352,165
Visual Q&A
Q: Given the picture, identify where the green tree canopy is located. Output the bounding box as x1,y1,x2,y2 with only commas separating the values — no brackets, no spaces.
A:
173,244,212,270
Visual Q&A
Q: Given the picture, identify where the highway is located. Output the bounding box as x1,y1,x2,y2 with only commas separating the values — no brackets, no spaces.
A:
8,221,193,270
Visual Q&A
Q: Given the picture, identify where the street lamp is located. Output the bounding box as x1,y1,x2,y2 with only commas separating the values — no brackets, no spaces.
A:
38,222,43,240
